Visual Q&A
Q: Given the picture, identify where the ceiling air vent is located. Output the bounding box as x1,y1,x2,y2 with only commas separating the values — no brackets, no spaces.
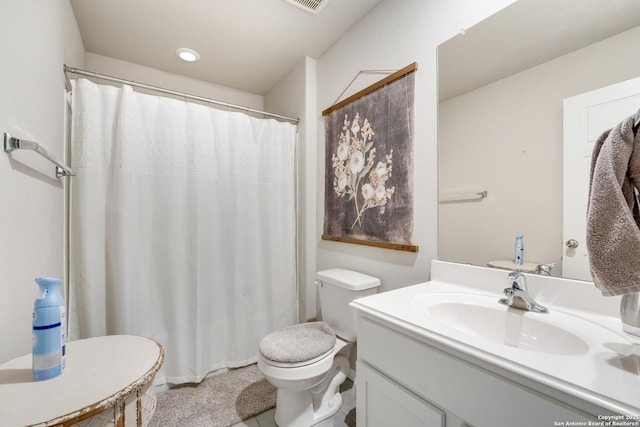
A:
283,0,330,15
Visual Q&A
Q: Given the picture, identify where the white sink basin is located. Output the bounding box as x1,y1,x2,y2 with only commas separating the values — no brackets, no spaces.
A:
413,293,591,355
350,263,640,416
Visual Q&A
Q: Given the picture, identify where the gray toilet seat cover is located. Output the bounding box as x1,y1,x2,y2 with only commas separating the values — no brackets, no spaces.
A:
259,321,336,364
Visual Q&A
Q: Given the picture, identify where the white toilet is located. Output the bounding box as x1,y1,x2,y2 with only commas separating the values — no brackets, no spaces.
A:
257,268,381,427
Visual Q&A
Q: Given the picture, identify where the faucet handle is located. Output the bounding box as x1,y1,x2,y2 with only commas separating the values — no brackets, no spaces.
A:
508,271,527,291
535,263,556,275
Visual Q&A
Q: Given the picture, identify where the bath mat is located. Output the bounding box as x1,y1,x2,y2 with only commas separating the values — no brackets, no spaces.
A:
150,364,276,427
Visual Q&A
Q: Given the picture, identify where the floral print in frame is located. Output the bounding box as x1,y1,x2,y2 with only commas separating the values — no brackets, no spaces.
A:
322,65,417,251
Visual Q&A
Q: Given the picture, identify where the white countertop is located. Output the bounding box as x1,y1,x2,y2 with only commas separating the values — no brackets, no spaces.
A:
351,261,640,416
487,259,539,273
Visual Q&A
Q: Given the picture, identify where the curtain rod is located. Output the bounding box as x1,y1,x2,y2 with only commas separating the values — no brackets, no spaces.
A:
63,65,300,124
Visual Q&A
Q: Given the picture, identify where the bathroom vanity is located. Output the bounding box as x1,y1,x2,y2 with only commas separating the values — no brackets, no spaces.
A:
351,261,640,427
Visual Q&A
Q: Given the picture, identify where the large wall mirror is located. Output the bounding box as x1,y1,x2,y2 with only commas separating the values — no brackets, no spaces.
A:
438,0,640,280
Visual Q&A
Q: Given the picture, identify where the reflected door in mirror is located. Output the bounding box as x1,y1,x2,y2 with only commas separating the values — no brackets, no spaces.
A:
562,76,640,280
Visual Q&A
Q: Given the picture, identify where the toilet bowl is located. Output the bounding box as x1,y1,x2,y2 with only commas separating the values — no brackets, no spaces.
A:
257,269,380,427
258,329,351,426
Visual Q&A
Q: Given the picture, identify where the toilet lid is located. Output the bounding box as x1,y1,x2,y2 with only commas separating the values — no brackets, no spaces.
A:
259,321,336,364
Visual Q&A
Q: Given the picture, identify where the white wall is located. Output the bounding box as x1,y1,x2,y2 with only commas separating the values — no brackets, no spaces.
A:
84,53,264,111
312,0,515,298
439,26,640,272
0,0,85,363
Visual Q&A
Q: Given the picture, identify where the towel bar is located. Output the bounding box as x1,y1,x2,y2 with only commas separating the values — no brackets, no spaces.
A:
439,188,488,202
3,132,75,178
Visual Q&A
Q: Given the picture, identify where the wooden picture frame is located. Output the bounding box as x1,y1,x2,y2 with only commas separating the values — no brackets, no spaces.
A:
322,63,418,252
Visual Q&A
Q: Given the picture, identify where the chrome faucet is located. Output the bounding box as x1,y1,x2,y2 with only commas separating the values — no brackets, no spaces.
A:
498,272,549,313
534,263,555,276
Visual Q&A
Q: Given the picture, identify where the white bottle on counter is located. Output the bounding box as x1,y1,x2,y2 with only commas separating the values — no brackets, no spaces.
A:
514,235,524,266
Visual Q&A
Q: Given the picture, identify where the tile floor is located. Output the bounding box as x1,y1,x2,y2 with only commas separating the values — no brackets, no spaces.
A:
231,380,356,427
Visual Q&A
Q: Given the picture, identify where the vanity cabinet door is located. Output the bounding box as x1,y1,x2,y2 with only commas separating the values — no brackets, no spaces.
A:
356,315,595,426
356,361,445,427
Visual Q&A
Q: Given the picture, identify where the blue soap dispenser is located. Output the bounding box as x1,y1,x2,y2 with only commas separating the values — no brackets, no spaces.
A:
32,277,66,381
514,235,524,266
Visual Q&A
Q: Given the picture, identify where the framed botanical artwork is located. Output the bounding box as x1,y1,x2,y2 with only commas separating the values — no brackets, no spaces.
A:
322,63,418,252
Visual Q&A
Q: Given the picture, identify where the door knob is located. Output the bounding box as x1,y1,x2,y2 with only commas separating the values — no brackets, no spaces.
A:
566,239,579,248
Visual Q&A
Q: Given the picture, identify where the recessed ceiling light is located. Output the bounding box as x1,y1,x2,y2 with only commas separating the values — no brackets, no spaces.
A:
176,48,200,62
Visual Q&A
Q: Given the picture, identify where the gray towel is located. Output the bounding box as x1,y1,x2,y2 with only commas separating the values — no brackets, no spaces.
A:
587,115,640,296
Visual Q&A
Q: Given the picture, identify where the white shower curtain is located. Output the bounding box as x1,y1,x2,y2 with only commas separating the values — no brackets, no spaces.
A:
68,78,298,385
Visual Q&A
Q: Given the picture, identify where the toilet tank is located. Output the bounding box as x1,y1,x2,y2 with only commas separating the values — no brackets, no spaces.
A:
316,268,381,342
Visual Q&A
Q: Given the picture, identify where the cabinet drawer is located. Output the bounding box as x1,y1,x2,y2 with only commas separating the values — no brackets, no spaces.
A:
357,315,593,427
357,361,445,427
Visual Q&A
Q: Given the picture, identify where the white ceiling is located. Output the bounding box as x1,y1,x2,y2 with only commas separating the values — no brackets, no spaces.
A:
70,0,383,95
438,0,640,101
